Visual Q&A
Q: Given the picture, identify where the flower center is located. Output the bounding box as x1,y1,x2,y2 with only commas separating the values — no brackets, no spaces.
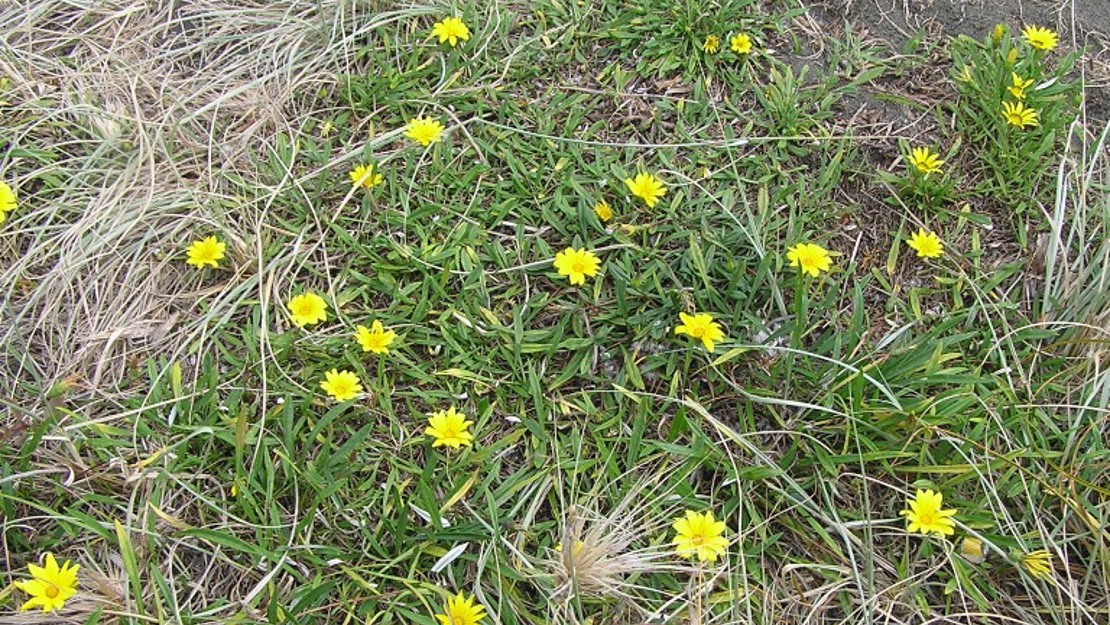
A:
452,615,465,625
45,585,59,599
690,534,705,546
571,261,586,273
918,512,936,525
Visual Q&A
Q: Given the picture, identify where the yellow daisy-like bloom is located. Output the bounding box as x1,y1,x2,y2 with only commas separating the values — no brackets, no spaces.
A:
671,509,729,563
786,242,832,277
14,553,79,613
355,320,396,354
907,146,944,176
907,229,944,259
0,180,16,215
320,369,363,402
1008,73,1034,100
1021,25,1058,51
349,163,384,190
702,35,719,54
435,592,486,625
730,33,752,55
593,200,612,222
553,247,601,285
624,172,667,208
1020,550,1054,580
404,116,446,146
1002,100,1039,129
425,406,475,449
287,292,328,327
431,16,470,47
900,489,957,537
185,236,226,269
674,312,726,352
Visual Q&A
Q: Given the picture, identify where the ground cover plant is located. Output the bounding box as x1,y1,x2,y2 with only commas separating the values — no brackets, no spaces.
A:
1,1,1108,625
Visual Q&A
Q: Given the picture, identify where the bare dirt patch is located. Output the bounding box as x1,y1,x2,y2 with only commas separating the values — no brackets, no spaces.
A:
811,0,1110,122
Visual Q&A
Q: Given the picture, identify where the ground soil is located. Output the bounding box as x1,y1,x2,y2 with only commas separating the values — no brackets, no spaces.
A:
810,0,1110,123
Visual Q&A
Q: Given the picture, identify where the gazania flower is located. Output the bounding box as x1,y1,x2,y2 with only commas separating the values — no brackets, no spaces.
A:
702,35,720,54
435,592,485,625
1020,550,1053,580
0,180,16,217
1021,25,1058,51
1008,73,1034,100
906,229,944,258
786,242,832,277
674,312,726,352
14,553,79,613
349,163,384,189
624,172,667,207
185,236,226,269
900,489,957,537
1002,101,1039,129
431,16,470,47
553,247,601,285
991,24,1006,45
425,406,475,449
287,292,328,327
320,369,363,402
907,146,944,176
593,200,612,222
960,537,986,563
404,116,446,146
355,320,396,354
730,33,752,54
671,509,729,563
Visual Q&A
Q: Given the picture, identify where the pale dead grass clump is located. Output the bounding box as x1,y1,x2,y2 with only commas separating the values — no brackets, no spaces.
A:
0,0,424,397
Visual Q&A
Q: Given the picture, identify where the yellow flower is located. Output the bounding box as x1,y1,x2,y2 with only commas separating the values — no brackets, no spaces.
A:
671,510,729,563
674,312,726,352
907,146,944,176
991,24,1006,45
553,247,601,285
355,320,396,354
624,172,667,208
702,35,719,54
14,553,79,613
431,16,470,47
786,242,832,277
1006,48,1019,65
960,537,986,563
185,236,226,269
287,292,328,327
730,33,752,54
1022,25,1058,51
435,592,486,625
349,163,384,189
320,369,363,402
900,489,957,537
404,116,446,146
425,406,475,449
1008,73,1034,100
1002,100,1039,129
593,200,612,222
0,180,16,215
906,229,944,259
1020,550,1053,580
